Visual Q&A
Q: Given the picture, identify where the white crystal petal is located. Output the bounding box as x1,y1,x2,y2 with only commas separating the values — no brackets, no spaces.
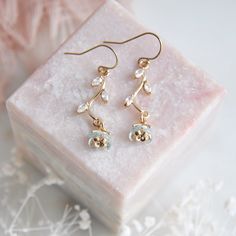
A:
124,95,133,106
91,77,103,87
134,68,145,79
143,82,152,94
101,90,109,103
129,131,134,141
77,103,88,113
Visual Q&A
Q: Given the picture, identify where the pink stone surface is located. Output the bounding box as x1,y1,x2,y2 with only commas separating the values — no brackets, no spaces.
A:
7,0,225,230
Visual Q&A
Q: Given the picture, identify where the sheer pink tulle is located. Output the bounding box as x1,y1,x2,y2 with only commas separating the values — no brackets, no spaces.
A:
0,0,123,106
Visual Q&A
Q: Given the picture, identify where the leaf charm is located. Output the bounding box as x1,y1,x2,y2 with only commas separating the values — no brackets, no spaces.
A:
91,77,103,87
134,68,145,79
77,103,88,114
124,95,134,107
143,82,152,94
101,90,109,103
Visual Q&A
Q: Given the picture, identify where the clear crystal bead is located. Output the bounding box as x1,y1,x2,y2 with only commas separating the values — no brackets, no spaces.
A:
77,103,88,113
101,90,109,103
124,95,133,106
143,82,152,94
91,77,103,87
134,68,145,79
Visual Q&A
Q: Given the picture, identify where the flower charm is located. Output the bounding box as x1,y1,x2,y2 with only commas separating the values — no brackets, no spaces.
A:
88,130,111,149
129,124,152,143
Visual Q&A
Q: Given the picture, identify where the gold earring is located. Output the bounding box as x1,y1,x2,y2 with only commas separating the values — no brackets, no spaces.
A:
104,32,162,143
64,44,118,149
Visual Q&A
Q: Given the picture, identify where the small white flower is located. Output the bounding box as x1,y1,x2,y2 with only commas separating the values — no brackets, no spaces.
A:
212,181,224,192
74,205,80,211
225,197,236,216
144,216,156,228
79,209,90,221
44,174,64,186
132,219,143,232
78,219,91,230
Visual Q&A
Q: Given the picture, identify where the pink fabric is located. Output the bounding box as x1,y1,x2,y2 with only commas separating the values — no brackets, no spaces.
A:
0,0,131,106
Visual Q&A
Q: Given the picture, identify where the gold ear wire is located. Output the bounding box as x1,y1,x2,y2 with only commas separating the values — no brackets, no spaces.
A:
64,44,118,74
103,32,162,64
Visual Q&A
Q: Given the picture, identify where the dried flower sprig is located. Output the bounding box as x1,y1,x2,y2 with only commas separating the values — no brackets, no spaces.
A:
0,150,93,236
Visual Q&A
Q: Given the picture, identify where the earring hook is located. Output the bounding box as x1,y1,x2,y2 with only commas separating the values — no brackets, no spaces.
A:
64,44,118,71
103,32,162,62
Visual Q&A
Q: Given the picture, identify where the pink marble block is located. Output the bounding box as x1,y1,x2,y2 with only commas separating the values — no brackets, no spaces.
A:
6,0,225,233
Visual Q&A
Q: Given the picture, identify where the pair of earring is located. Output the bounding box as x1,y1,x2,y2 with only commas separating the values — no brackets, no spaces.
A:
65,32,162,150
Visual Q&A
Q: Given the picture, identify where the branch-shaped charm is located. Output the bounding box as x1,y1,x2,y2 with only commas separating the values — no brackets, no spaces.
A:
77,67,111,149
125,59,152,143
77,75,109,118
103,32,162,144
64,44,118,150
